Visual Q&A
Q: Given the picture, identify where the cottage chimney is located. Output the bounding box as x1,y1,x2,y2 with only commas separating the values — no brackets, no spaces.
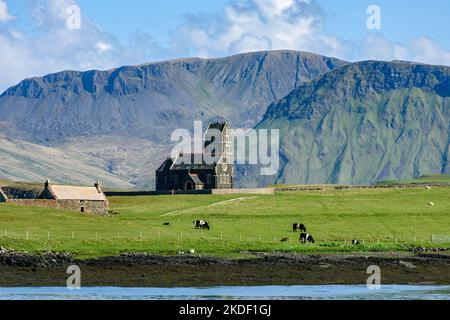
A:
94,180,101,193
44,179,50,189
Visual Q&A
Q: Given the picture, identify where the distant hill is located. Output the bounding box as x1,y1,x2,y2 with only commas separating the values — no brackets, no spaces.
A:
238,60,450,186
0,50,346,189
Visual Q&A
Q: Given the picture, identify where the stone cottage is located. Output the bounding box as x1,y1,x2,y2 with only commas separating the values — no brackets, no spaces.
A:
38,180,109,215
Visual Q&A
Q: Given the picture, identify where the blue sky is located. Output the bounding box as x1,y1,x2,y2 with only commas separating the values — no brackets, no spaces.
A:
0,0,449,91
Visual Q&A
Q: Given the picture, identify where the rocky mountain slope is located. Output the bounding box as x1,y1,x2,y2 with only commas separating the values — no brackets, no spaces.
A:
0,50,346,188
239,60,450,186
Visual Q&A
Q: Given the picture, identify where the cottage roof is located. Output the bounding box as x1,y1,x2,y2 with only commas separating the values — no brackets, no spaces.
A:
48,185,107,201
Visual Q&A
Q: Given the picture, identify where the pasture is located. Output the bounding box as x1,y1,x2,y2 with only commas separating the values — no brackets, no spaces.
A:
0,187,449,258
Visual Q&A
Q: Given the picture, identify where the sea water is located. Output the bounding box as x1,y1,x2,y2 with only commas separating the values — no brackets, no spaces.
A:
0,285,449,300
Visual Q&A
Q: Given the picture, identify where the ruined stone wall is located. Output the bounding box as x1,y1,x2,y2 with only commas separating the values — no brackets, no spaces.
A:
6,199,109,215
211,188,275,195
6,199,59,208
1,187,42,199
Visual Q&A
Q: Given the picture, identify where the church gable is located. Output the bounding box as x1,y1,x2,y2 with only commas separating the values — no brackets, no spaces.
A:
156,121,234,192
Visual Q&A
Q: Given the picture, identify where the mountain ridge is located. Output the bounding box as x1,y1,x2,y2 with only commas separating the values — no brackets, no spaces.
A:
239,60,450,187
0,50,347,188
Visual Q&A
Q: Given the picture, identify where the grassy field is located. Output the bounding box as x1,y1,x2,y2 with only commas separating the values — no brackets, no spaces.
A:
0,187,449,258
377,174,450,185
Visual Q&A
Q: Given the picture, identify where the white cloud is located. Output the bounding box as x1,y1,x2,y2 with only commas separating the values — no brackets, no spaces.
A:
170,0,450,66
361,34,450,66
0,0,450,93
96,41,113,53
0,0,14,22
0,0,157,92
171,0,351,59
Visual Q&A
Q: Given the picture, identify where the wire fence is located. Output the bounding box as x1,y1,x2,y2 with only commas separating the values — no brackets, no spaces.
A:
431,235,450,244
0,229,447,245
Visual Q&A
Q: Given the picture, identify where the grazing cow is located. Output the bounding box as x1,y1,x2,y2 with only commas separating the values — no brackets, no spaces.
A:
293,223,307,232
163,222,170,226
193,220,210,230
352,240,361,245
300,233,315,244
280,237,289,242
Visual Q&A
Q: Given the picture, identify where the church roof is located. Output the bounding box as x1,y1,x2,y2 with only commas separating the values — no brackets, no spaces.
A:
47,185,107,201
171,153,220,171
156,158,174,172
187,174,204,185
0,187,7,201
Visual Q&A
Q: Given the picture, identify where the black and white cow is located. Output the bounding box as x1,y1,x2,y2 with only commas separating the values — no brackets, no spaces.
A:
352,240,361,245
293,223,307,232
193,220,210,230
300,233,315,244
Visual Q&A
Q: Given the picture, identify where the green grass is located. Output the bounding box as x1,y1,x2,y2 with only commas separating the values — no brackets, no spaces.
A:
0,188,449,258
378,174,450,185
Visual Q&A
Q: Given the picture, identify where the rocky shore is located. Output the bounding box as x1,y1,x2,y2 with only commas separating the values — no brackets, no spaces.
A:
1,247,449,287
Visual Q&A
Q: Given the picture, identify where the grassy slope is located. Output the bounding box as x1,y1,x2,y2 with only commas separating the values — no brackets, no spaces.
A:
247,86,449,187
0,188,449,258
378,174,450,185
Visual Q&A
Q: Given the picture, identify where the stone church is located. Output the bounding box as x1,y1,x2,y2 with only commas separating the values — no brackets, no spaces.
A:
156,122,233,191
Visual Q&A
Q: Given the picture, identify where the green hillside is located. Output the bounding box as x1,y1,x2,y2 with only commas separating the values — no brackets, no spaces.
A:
241,61,450,187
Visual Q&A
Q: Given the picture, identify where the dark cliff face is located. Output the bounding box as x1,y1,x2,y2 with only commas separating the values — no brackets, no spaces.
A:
0,50,346,145
238,61,450,187
262,61,450,121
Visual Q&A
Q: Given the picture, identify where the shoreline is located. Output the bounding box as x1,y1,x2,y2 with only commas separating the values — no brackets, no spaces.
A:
1,251,449,287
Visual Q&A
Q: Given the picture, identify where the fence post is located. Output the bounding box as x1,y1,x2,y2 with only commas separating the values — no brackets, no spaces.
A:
117,231,120,239
72,231,75,239
95,232,98,240
47,232,50,240
26,230,29,240
239,234,242,242
259,235,262,242
139,231,142,239
180,232,183,240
